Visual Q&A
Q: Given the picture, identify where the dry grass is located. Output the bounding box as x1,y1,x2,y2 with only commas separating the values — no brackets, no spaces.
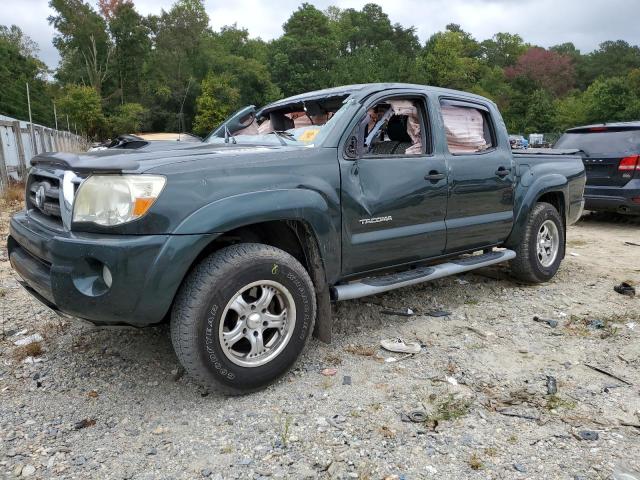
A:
13,341,44,361
469,453,483,470
0,180,25,205
344,344,377,356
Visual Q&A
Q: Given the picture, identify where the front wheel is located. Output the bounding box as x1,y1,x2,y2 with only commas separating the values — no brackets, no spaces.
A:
510,202,565,283
170,243,316,394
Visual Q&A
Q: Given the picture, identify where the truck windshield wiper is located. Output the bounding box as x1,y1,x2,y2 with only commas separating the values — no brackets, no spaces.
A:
267,131,294,146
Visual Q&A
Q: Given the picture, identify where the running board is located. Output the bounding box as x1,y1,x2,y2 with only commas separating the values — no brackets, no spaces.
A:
332,249,516,301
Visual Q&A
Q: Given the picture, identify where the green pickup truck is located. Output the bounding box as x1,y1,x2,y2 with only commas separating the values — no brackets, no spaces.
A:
8,83,585,393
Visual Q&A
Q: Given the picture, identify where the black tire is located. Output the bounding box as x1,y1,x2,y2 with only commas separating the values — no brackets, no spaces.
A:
171,243,316,395
510,202,565,284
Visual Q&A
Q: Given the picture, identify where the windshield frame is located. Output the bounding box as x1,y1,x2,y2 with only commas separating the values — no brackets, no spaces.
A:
203,95,358,149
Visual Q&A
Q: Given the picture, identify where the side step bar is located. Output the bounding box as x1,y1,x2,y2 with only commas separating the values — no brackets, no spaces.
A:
332,249,516,301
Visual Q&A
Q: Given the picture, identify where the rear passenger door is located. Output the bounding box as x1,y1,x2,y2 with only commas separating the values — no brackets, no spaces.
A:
438,98,514,252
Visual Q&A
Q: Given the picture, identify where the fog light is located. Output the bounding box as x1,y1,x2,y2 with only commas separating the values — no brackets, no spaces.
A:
102,265,113,289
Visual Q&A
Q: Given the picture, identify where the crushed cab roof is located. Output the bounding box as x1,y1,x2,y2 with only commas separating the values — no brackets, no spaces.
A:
260,83,496,112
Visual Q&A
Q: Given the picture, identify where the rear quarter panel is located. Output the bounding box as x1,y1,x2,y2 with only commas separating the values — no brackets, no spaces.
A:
505,153,586,248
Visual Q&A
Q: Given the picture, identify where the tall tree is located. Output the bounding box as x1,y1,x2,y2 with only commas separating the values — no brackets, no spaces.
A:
481,33,527,67
107,1,151,104
505,47,575,97
0,26,51,124
417,29,483,90
268,3,337,96
49,0,112,94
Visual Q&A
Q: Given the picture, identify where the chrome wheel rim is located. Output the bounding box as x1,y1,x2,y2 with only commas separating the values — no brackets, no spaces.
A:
536,220,559,267
218,280,296,368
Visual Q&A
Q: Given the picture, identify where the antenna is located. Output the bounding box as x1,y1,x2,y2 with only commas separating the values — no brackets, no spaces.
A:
178,78,193,142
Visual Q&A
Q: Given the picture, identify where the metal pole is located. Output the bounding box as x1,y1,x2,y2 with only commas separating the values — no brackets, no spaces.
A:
53,102,58,130
66,115,70,132
26,82,36,153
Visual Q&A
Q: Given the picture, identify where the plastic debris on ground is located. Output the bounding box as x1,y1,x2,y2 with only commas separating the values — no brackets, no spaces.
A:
14,333,43,346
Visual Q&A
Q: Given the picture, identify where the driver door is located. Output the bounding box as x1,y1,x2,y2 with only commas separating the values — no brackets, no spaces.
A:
340,93,448,275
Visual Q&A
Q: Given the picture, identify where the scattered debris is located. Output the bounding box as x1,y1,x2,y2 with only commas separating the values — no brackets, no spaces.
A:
465,326,489,338
380,338,421,354
546,376,558,395
575,430,599,441
627,322,637,331
380,308,414,317
584,364,632,386
588,319,605,330
320,368,337,377
327,415,346,430
401,410,428,423
496,408,540,421
533,316,559,328
620,422,640,430
513,463,528,473
446,376,458,386
14,333,43,346
87,390,99,398
426,310,451,317
614,282,636,297
624,242,640,247
456,278,469,285
569,252,580,257
73,418,96,430
342,375,352,386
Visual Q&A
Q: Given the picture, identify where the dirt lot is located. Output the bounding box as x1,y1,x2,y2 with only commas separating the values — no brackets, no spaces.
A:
1,199,639,480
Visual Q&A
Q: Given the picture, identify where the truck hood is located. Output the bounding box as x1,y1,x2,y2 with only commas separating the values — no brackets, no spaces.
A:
30,141,307,173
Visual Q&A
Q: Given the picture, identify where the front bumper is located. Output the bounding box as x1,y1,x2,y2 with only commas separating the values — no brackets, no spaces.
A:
8,211,216,326
584,180,640,215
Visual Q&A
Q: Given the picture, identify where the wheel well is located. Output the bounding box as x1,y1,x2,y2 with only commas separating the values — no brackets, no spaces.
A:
537,191,565,218
194,221,310,270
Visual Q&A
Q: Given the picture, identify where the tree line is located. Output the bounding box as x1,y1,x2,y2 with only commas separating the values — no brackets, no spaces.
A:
1,0,639,140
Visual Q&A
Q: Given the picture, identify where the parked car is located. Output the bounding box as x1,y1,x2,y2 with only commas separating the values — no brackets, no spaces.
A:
8,83,586,394
555,122,640,215
509,134,529,149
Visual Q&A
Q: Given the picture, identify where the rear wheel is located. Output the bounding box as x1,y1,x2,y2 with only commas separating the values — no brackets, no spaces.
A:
171,243,316,394
510,202,565,283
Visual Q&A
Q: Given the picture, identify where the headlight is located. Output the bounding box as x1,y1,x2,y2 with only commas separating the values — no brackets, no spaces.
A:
73,175,166,226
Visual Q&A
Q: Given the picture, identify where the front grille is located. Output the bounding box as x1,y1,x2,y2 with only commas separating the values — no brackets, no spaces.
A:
27,172,62,220
26,170,82,229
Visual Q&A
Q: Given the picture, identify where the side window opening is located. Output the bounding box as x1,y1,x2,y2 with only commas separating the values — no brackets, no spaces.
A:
440,100,494,154
363,98,429,156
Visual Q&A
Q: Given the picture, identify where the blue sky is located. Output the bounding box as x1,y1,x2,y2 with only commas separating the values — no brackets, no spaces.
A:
2,0,639,69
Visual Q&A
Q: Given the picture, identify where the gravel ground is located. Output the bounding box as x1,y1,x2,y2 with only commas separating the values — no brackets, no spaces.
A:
1,199,639,480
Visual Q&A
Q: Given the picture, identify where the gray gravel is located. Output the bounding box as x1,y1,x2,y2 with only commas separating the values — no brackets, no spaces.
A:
1,204,640,479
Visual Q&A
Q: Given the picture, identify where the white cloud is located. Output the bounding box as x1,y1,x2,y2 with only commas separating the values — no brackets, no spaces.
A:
1,0,639,70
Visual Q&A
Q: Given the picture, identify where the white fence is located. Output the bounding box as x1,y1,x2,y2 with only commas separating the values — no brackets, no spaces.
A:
0,114,87,192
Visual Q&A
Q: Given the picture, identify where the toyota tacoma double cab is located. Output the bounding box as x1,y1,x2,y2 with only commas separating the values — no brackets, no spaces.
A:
8,83,586,394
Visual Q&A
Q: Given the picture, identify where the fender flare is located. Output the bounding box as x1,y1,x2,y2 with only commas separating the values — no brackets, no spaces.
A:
173,188,341,281
505,173,568,248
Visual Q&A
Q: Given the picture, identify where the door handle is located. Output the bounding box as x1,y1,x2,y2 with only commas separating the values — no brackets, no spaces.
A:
425,171,445,181
495,167,510,177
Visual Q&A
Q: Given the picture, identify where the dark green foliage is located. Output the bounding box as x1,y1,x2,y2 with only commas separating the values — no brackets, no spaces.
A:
1,1,639,140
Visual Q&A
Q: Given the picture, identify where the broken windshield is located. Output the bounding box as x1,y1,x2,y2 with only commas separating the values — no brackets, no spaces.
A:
205,96,353,147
